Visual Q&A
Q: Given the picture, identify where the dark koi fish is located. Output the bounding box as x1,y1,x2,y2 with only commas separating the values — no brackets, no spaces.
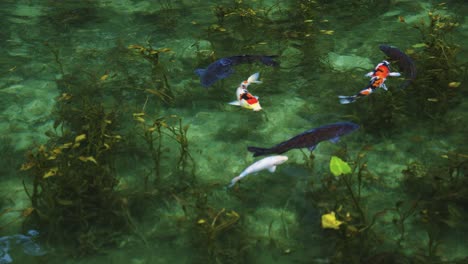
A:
379,45,416,88
247,122,359,157
338,60,400,104
195,55,279,87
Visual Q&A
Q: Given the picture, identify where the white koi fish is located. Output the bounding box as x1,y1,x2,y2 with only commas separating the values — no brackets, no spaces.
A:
228,72,262,111
228,155,288,188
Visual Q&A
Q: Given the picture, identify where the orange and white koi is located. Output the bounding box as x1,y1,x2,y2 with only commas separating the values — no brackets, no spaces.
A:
228,72,262,111
338,60,401,104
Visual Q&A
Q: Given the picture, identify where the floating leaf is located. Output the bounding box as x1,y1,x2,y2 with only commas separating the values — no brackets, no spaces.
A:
321,212,343,230
330,156,352,176
43,167,59,178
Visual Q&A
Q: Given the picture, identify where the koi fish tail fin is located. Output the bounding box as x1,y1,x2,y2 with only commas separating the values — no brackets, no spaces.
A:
227,176,241,188
247,146,272,157
338,95,358,104
247,72,262,84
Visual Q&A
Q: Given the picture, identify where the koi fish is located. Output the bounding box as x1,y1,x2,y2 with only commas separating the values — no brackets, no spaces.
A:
0,230,46,264
228,72,262,111
379,44,416,88
195,55,279,87
228,155,288,188
247,122,359,157
338,60,401,104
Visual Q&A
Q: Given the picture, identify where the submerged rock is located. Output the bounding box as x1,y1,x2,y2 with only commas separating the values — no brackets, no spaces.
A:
326,52,373,72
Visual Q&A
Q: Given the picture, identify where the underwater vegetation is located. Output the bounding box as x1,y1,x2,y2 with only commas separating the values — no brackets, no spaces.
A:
401,5,465,120
304,147,468,263
0,0,465,263
18,38,195,255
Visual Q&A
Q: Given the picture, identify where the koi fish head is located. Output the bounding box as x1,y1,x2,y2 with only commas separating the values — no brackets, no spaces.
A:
241,97,262,111
273,155,288,165
373,60,391,78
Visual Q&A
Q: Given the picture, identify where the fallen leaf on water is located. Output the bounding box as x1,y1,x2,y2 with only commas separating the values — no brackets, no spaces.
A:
321,212,343,230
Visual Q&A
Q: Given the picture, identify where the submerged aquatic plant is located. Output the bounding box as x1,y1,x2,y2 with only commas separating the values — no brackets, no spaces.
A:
402,5,463,119
19,74,133,255
132,112,195,190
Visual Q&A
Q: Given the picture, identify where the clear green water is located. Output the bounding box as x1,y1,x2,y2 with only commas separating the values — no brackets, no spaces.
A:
0,1,467,263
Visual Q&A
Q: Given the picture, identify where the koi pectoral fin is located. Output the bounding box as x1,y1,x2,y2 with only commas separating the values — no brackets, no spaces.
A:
389,72,401,77
194,68,206,76
228,101,241,106
338,95,358,104
268,166,277,173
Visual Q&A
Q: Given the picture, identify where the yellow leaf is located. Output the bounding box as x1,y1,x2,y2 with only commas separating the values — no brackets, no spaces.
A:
320,30,334,35
78,156,98,165
51,147,62,155
158,48,171,52
448,82,461,88
133,112,145,117
62,142,73,148
134,116,145,123
412,43,427,48
75,134,87,142
100,74,109,81
197,219,206,224
321,211,343,230
38,145,46,152
43,167,59,178
104,119,112,124
20,162,35,171
47,155,57,160
72,142,80,148
128,44,144,50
